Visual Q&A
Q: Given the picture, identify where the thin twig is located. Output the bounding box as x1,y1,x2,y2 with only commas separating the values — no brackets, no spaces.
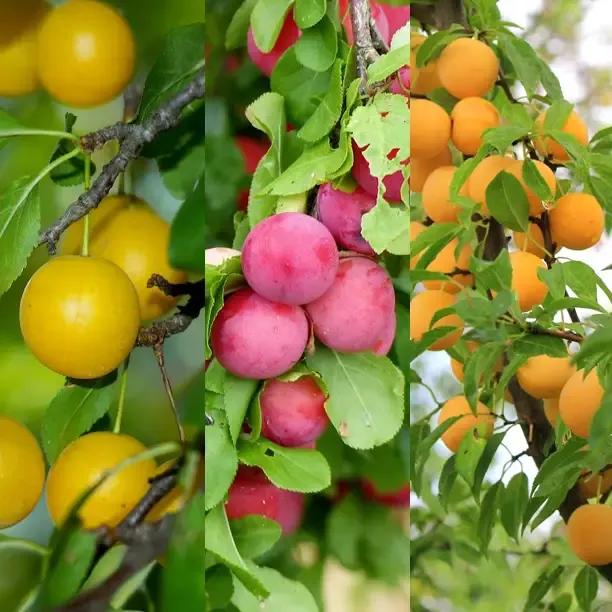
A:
154,343,184,443
349,0,380,93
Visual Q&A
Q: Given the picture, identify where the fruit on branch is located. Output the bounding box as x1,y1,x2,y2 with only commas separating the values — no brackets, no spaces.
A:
211,288,309,380
509,251,548,311
339,0,391,46
410,34,442,96
260,376,329,447
20,256,140,379
579,469,612,500
543,398,560,427
549,192,604,251
360,480,410,508
409,289,464,351
467,155,514,215
450,97,501,156
409,221,426,269
506,159,557,217
225,466,305,535
516,354,575,400
422,166,466,223
351,141,406,203
566,504,612,566
410,146,452,194
0,0,47,97
450,340,503,383
390,66,410,96
305,257,396,355
36,0,135,107
534,110,589,162
242,212,339,305
437,37,500,99
61,196,187,321
559,369,604,439
438,396,495,453
247,11,300,77
379,2,409,36
410,99,451,159
422,238,473,293
46,432,157,529
512,223,550,259
0,416,45,527
236,136,269,210
315,183,376,255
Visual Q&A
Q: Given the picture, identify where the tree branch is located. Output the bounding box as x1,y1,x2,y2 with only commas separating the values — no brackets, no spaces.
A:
38,71,205,253
349,0,380,93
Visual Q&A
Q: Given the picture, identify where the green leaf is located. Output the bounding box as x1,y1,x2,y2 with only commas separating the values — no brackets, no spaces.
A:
251,0,294,52
472,432,507,500
224,374,259,444
325,494,362,568
523,157,554,201
512,334,567,358
455,433,488,489
500,473,529,542
361,201,410,254
230,516,282,559
205,409,238,511
238,439,331,492
294,0,326,28
295,15,337,72
206,565,234,610
226,0,258,49
306,347,405,449
574,565,599,611
438,455,458,510
543,100,573,130
486,170,529,231
524,565,564,611
0,178,41,298
41,374,118,464
367,45,410,83
477,482,503,554
471,250,512,292
482,125,531,153
414,27,464,66
498,34,541,98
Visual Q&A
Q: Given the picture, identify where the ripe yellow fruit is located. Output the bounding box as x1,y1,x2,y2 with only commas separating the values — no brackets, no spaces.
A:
516,355,575,399
559,370,604,439
409,221,426,270
0,416,45,527
450,340,503,383
513,222,549,259
422,166,465,224
20,256,140,379
410,99,451,160
509,251,548,311
566,504,612,566
409,290,464,351
437,38,499,99
0,1,47,97
467,155,515,215
410,34,443,95
543,398,560,427
438,396,494,453
422,238,472,293
46,432,157,529
37,0,135,107
450,97,501,155
410,147,452,193
579,469,612,500
506,160,557,217
61,196,188,321
549,193,604,251
534,110,589,162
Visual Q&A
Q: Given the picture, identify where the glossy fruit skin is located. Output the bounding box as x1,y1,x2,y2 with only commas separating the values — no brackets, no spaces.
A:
247,11,300,77
410,147,452,194
559,370,603,439
242,212,339,305
516,355,575,399
46,432,157,529
535,110,588,162
361,480,410,508
410,99,451,160
260,376,329,447
0,416,45,527
315,183,376,255
352,141,405,203
61,196,187,321
450,97,501,156
409,290,463,351
20,256,140,379
543,398,560,427
305,258,396,355
513,223,548,259
467,155,515,215
37,0,135,108
509,251,548,311
422,166,464,224
211,288,309,380
549,193,604,251
438,396,494,453
225,466,305,535
579,469,612,500
566,504,612,566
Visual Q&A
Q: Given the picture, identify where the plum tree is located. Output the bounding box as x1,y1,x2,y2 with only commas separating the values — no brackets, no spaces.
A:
549,192,605,250
509,251,549,311
339,0,390,46
351,140,406,202
260,376,329,447
516,354,575,399
566,504,612,566
506,159,557,217
438,396,495,453
466,155,514,215
410,146,452,193
410,99,451,159
422,166,463,223
558,369,604,439
512,222,549,259
409,289,464,351
535,109,589,162
422,238,473,293
450,97,501,155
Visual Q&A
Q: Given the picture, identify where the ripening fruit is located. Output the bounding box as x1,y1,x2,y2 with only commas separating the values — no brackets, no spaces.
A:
410,99,451,160
226,466,305,535
467,155,515,215
20,256,140,379
559,369,604,439
409,290,464,351
390,67,410,96
516,354,575,399
0,1,47,97
352,140,406,202
379,2,409,36
316,183,375,255
360,480,410,508
450,97,501,155
579,469,612,500
566,504,612,566
506,160,557,217
242,213,339,305
534,110,589,162
543,398,560,427
46,432,157,528
438,396,494,453
305,258,396,355
410,34,443,95
0,416,45,528
549,193,604,251
236,136,269,210
437,38,500,99
509,251,548,311
211,288,309,380
260,376,329,447
409,221,426,269
37,0,135,107
247,11,300,77
422,166,464,224
422,238,473,293
410,147,452,193
513,223,549,259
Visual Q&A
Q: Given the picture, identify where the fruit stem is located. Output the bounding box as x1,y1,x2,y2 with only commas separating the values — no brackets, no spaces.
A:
114,357,130,434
